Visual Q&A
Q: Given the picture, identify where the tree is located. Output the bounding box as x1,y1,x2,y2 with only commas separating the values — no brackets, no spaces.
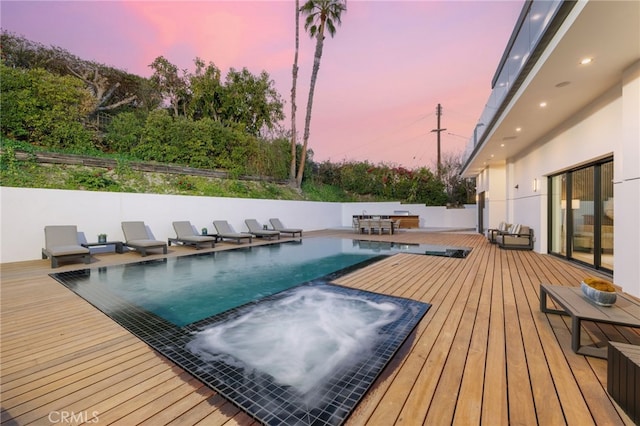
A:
1,31,144,120
66,64,137,118
289,0,301,186
188,57,223,121
296,0,347,188
440,152,476,206
221,68,284,136
149,56,188,117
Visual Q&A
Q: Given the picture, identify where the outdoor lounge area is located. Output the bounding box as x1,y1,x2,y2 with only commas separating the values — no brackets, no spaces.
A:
2,228,638,425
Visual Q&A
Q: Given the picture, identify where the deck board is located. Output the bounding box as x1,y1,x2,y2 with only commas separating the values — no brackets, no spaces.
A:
2,230,639,425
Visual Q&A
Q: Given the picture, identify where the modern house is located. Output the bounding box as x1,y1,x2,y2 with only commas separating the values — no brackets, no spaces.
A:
461,1,639,296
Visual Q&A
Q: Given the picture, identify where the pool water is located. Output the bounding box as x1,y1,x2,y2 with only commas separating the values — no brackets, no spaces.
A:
50,237,451,425
56,238,467,327
71,238,384,326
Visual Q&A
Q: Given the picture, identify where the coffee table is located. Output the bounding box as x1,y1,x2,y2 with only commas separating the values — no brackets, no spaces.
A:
540,283,640,358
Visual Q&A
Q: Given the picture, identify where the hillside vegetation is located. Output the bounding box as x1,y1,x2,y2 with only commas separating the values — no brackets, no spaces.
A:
0,31,474,205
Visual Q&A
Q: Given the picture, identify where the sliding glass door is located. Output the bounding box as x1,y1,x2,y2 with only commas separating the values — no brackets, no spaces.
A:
548,158,613,272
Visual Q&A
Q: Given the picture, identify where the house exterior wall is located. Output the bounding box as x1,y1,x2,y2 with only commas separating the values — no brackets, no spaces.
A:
0,187,477,264
477,164,508,236
616,61,640,297
487,61,640,296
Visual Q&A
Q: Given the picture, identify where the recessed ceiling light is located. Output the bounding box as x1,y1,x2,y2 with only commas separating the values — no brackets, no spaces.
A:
515,127,522,132
539,102,547,108
580,57,593,65
500,144,505,147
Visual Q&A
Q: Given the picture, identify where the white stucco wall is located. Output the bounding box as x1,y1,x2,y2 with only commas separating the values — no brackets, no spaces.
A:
477,165,508,234
493,61,640,296
0,187,340,263
616,61,640,298
0,187,477,263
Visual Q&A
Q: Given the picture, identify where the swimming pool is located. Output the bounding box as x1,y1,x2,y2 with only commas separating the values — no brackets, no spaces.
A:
50,237,448,425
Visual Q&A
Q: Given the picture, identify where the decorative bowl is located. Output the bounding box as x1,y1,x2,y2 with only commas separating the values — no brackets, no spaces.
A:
581,281,616,306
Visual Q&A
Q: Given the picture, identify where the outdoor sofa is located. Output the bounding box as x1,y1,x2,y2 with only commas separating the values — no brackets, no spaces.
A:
496,224,534,250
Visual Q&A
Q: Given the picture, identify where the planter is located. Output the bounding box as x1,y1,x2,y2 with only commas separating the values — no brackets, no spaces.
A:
98,234,107,244
581,281,617,306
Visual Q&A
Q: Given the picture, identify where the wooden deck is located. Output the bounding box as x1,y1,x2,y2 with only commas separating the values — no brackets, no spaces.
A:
2,229,638,425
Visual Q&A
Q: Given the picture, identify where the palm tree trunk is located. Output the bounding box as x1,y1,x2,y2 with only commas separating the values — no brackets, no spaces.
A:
296,22,325,187
289,0,300,186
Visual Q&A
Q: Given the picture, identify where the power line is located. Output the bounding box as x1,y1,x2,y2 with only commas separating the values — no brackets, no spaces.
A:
330,111,434,159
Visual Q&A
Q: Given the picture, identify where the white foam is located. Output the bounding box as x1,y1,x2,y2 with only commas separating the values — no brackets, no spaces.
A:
186,286,401,395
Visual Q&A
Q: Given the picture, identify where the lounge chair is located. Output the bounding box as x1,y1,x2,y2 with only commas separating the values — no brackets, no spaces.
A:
487,221,511,243
496,224,534,250
121,221,168,256
213,220,253,244
42,225,91,268
245,219,280,240
269,218,302,237
168,221,216,249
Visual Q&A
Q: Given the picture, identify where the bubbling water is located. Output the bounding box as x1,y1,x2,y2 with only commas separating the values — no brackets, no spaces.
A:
186,286,401,395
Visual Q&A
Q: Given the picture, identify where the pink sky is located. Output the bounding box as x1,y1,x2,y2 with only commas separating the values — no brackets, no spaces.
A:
1,0,524,169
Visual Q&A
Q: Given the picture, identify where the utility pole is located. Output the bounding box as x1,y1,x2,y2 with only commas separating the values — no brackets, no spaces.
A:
430,103,446,176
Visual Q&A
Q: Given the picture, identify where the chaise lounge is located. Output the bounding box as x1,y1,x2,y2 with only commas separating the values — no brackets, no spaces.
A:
42,225,91,268
245,219,280,240
269,218,302,238
168,221,216,249
213,220,253,244
121,221,168,256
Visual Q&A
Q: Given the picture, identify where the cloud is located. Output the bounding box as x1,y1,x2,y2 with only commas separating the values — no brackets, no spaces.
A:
2,0,524,168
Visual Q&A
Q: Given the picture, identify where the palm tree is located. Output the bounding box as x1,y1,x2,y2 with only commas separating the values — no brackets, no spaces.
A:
296,0,347,188
289,0,300,187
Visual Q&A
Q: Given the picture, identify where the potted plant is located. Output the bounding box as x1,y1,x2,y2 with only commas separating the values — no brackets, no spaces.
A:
201,227,208,235
98,233,107,243
581,277,617,306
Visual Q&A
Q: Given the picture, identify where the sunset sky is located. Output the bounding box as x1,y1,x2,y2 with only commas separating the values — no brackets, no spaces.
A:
1,0,524,169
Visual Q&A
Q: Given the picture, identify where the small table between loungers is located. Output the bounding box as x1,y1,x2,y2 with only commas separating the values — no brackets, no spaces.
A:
540,283,640,358
82,241,124,254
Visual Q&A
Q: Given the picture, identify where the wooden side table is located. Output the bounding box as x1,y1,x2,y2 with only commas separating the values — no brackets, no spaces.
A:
607,342,640,423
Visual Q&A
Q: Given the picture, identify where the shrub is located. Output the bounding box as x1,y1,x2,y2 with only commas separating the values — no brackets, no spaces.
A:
0,64,96,152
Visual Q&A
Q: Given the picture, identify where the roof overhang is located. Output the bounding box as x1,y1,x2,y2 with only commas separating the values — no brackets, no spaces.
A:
462,0,640,178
